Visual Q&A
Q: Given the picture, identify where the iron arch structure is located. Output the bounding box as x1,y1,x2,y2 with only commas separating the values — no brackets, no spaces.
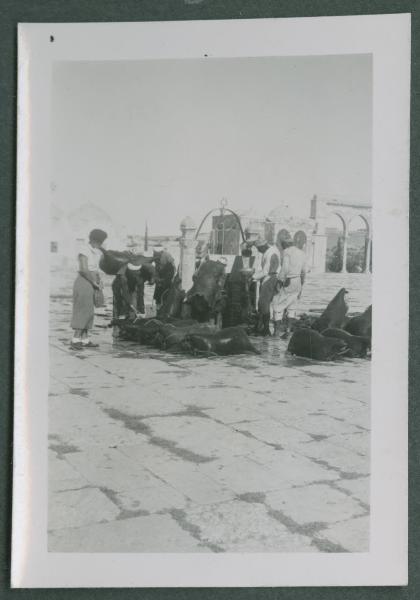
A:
195,206,247,256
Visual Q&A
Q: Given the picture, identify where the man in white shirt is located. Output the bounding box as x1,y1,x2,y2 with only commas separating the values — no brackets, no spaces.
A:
252,237,281,336
272,239,307,338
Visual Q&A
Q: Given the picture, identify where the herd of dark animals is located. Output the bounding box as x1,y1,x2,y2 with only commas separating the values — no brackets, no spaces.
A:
289,290,371,361
99,249,372,361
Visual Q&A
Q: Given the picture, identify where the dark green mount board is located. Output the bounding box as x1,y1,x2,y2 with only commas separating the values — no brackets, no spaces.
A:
1,0,418,598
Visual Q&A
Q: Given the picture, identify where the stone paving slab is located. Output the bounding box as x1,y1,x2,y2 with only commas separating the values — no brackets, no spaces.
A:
265,484,366,526
49,377,72,396
317,515,370,552
49,395,144,448
278,413,362,438
178,387,273,411
50,477,90,494
328,431,370,455
48,514,208,552
142,415,269,460
292,439,370,477
199,452,337,495
182,500,316,552
48,487,120,531
234,419,314,448
91,387,186,418
118,441,177,465
335,477,370,505
49,451,90,493
146,458,235,505
65,447,164,492
113,482,187,513
202,405,267,424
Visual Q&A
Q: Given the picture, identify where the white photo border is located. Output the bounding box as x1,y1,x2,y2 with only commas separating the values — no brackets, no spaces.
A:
13,14,410,588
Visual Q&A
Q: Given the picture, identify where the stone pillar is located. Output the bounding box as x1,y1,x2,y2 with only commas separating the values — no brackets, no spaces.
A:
341,235,348,273
179,216,197,292
311,234,327,273
364,237,372,273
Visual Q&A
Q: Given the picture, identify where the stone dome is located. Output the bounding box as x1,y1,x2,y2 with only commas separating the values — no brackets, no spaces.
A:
236,207,260,219
67,201,115,229
267,203,293,222
180,216,196,229
66,201,124,246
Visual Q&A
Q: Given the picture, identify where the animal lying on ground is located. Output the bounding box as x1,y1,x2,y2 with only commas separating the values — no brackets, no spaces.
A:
287,328,348,361
290,313,318,331
181,326,260,356
154,324,215,350
311,288,349,332
112,307,258,355
322,328,371,358
345,304,372,339
112,316,214,351
113,317,165,344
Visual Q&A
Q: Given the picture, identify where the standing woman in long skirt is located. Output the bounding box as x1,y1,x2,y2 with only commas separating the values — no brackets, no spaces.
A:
70,228,107,350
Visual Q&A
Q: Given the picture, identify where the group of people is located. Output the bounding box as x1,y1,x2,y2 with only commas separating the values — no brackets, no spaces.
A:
69,228,306,350
70,228,175,350
251,236,307,339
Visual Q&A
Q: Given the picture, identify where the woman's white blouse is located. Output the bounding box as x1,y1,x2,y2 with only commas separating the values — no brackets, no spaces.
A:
77,243,101,271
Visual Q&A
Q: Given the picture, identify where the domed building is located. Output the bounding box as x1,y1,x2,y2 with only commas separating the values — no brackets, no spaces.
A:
265,201,316,258
239,201,315,255
67,201,125,248
50,200,126,269
50,202,77,269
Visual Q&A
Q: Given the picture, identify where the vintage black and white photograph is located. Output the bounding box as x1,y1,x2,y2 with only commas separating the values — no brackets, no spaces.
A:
47,52,374,553
13,16,409,588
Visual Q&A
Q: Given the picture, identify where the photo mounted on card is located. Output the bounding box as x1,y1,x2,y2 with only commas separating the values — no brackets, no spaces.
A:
13,15,409,588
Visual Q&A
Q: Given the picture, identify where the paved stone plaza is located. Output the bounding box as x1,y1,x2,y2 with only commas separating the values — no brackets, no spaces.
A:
48,272,371,553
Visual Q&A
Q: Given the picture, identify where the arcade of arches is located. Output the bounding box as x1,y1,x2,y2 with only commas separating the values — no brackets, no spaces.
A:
324,213,371,273
244,197,372,274
181,197,372,277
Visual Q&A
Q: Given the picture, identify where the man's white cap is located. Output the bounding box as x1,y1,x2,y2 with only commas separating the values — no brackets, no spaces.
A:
153,245,164,252
127,263,142,271
126,248,154,270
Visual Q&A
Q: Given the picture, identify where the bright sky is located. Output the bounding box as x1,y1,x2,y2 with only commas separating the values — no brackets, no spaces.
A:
51,55,372,236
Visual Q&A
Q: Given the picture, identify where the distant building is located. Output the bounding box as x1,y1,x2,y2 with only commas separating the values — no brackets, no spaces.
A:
50,201,127,269
192,197,372,274
50,196,372,274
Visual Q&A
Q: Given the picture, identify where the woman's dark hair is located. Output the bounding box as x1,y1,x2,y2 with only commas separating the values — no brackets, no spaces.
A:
89,229,108,245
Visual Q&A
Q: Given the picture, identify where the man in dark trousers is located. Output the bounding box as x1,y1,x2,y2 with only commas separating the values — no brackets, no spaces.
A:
153,245,176,310
252,237,281,336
